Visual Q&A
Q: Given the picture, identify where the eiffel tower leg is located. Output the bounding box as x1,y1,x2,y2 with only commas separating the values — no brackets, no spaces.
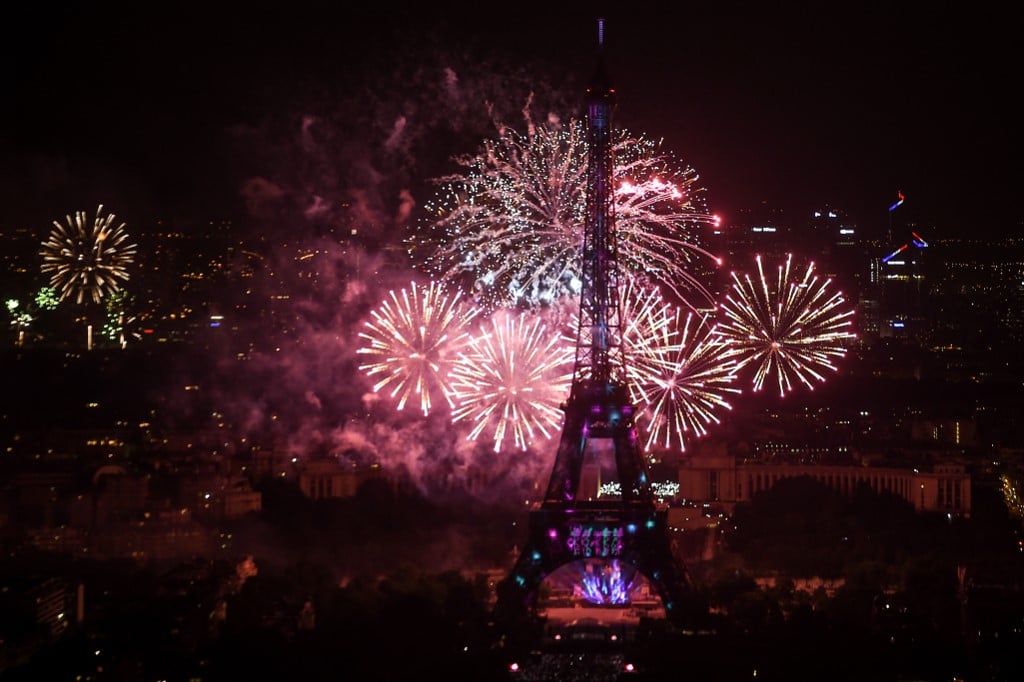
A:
543,410,587,503
492,537,549,643
613,431,647,502
632,515,708,628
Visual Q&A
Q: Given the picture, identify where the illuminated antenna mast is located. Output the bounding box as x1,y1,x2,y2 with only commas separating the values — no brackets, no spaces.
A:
598,16,605,47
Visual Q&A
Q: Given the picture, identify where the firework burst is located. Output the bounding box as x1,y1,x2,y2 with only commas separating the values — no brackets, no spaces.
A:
562,274,677,384
618,274,679,365
449,309,573,452
561,275,738,452
5,300,33,346
34,287,60,311
356,280,477,416
413,117,720,311
102,291,141,349
630,310,740,452
40,205,136,304
716,254,856,396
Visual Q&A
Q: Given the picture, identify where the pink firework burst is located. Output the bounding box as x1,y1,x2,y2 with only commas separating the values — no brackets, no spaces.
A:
414,117,720,311
449,309,574,452
356,280,477,416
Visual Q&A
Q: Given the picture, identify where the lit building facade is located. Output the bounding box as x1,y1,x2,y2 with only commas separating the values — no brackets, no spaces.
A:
871,231,929,340
295,459,369,500
678,453,970,517
808,206,869,302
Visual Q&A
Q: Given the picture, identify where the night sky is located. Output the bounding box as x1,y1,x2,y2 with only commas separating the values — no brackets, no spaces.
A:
1,1,1018,238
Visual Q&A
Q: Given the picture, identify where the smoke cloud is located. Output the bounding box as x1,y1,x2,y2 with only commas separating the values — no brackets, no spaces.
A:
154,28,582,508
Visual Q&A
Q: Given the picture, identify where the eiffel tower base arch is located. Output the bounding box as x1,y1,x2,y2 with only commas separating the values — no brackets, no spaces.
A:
493,503,707,630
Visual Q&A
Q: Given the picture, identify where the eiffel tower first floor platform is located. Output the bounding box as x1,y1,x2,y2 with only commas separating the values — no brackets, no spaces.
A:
493,501,707,629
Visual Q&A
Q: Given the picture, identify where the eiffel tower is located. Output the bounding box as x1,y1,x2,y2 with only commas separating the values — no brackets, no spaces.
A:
494,19,702,629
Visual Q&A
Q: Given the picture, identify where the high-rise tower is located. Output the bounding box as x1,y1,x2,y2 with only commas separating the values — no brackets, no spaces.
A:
494,19,700,628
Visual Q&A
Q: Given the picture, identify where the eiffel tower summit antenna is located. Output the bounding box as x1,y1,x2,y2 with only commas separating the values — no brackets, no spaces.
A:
494,18,704,630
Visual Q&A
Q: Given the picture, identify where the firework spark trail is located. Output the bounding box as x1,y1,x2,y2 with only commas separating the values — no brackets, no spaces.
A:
560,274,738,452
414,118,720,311
356,280,477,416
630,310,740,452
419,120,587,308
616,274,677,394
6,300,33,346
562,273,677,383
40,205,136,304
618,274,678,354
102,290,141,349
558,275,738,452
449,309,573,452
612,143,723,310
717,254,856,397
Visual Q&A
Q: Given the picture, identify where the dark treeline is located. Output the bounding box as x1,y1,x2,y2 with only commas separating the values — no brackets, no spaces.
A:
3,474,1024,681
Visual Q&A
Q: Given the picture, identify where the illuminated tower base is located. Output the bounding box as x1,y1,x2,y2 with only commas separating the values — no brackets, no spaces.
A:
496,502,700,626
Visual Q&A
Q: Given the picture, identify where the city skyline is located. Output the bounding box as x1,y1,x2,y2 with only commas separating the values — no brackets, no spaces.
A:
0,2,1017,239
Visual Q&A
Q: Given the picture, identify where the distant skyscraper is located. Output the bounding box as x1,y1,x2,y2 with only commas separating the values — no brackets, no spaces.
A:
809,206,866,300
721,201,791,261
872,230,929,340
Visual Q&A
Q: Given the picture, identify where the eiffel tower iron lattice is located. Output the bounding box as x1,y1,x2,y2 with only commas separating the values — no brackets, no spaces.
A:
494,19,704,629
